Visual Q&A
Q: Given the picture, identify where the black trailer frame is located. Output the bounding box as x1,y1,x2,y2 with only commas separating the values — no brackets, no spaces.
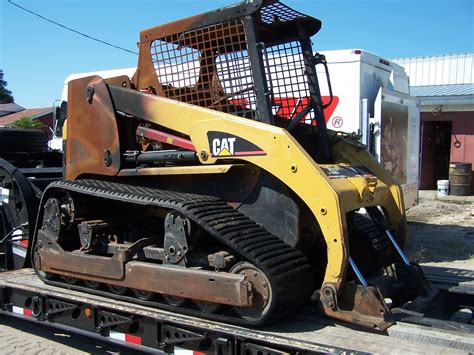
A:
1,268,473,354
0,269,346,354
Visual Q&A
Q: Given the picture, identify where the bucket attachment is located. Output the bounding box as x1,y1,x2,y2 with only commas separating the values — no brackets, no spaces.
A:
315,206,435,329
316,281,394,330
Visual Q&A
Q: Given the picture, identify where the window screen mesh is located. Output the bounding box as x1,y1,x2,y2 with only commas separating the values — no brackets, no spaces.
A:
150,20,258,119
264,41,314,125
149,6,314,124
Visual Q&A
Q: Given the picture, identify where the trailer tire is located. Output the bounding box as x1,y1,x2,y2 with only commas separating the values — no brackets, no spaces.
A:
0,158,40,270
0,128,48,153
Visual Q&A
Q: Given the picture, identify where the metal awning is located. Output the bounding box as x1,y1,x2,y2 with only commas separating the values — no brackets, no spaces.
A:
411,84,473,105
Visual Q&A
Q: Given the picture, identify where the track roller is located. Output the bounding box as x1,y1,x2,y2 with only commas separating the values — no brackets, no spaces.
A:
107,284,129,295
163,295,187,307
133,289,156,301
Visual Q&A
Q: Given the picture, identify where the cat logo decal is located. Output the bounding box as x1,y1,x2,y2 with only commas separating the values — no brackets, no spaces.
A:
208,132,266,158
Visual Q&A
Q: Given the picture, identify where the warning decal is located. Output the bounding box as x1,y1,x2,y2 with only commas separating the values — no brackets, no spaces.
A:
321,165,375,179
207,132,266,158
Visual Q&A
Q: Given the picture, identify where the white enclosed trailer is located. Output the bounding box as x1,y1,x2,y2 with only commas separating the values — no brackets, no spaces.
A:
316,49,420,208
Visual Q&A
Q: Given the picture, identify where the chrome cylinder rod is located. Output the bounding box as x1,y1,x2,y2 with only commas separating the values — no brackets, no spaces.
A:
385,228,411,266
349,257,368,287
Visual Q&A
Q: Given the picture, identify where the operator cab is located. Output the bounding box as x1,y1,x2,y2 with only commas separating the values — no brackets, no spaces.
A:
134,0,332,162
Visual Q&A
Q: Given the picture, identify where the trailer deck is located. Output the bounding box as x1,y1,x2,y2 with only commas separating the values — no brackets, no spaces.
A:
0,268,473,354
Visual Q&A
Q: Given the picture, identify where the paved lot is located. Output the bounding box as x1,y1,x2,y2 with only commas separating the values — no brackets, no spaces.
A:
0,316,135,354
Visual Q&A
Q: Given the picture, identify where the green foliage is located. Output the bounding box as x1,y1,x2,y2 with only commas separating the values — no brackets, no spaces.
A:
9,116,44,129
0,69,14,104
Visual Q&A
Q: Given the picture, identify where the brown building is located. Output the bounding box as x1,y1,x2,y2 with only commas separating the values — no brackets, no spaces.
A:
0,106,54,139
393,54,474,193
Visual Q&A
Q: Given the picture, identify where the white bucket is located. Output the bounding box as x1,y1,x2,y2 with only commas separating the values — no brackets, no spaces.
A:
437,180,449,196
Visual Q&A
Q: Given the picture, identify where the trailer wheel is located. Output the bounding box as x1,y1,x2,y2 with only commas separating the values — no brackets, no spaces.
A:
0,158,40,270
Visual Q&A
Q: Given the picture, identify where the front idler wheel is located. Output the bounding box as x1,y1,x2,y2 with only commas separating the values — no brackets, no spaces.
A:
230,261,272,323
32,243,55,280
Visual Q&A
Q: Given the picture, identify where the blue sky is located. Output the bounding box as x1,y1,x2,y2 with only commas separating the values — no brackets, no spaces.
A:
1,0,473,108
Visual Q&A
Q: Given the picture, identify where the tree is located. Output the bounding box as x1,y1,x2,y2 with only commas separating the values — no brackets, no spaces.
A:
0,70,14,104
9,116,44,129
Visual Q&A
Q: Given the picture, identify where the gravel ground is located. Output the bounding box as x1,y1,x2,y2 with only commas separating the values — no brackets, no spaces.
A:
405,198,474,269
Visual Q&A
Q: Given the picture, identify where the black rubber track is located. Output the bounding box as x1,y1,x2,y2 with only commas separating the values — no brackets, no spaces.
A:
352,213,395,268
34,179,315,326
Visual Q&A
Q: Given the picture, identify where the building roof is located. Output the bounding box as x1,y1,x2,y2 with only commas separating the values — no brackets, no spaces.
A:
0,103,25,117
411,84,474,97
0,107,53,126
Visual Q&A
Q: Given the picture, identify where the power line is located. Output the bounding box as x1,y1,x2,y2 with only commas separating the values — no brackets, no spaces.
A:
7,0,138,55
